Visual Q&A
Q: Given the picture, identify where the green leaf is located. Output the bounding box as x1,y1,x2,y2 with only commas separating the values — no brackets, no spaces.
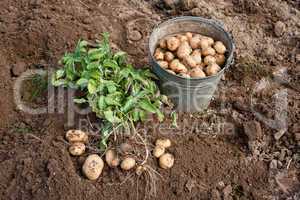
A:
139,110,147,121
104,110,121,124
103,59,119,69
87,62,99,69
74,98,87,104
156,110,164,122
98,96,106,110
88,80,97,94
76,78,88,87
55,69,65,79
171,111,178,128
139,99,157,113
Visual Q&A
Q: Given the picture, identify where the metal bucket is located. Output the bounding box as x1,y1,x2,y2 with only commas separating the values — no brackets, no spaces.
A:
149,16,235,112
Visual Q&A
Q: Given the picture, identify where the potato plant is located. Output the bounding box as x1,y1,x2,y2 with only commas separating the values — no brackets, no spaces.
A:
52,33,167,150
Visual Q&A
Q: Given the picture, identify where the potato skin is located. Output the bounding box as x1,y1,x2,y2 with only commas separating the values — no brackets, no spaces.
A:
154,48,164,60
206,63,221,76
164,51,175,62
66,130,88,143
121,157,136,170
204,55,217,65
166,37,180,51
177,41,192,59
185,32,193,40
105,149,119,167
82,154,104,180
169,59,188,73
202,47,216,56
190,68,206,78
200,38,210,50
189,36,201,49
215,54,225,65
176,34,188,43
155,139,171,148
157,60,169,69
159,153,174,169
159,39,167,49
213,41,226,54
183,55,197,68
69,142,86,156
191,49,202,64
153,145,165,158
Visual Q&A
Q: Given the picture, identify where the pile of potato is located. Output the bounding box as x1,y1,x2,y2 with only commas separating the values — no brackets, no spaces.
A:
153,138,174,169
66,130,88,156
154,32,227,78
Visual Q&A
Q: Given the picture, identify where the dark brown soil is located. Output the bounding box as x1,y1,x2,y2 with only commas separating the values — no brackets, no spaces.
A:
0,0,299,200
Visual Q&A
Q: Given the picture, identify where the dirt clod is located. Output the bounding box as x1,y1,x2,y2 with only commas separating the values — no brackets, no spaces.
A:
11,62,26,77
223,184,233,200
243,121,263,141
211,189,222,200
274,21,286,37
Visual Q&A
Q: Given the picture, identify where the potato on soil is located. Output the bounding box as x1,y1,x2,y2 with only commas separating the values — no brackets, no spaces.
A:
66,130,88,143
204,55,217,65
159,38,167,49
154,48,164,60
159,153,174,169
169,59,188,73
157,60,169,69
155,138,171,148
82,154,104,180
183,55,197,68
213,41,226,54
215,54,225,65
206,63,221,76
164,51,175,62
166,36,180,51
190,67,206,78
202,47,216,56
191,49,202,64
69,142,86,156
177,41,192,59
105,149,119,167
120,143,133,154
121,157,136,170
153,145,165,158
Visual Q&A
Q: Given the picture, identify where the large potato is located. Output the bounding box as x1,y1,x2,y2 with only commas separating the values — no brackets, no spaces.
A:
164,51,175,62
191,49,202,64
82,154,104,180
166,36,180,51
157,61,169,69
66,130,88,143
69,142,86,156
159,153,174,169
202,47,216,56
177,41,192,59
189,36,201,49
190,68,206,78
215,54,225,65
206,63,221,76
169,59,188,73
183,55,197,68
204,55,216,65
213,41,226,54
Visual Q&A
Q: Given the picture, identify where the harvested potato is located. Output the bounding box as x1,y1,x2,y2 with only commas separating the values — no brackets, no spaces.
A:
177,34,188,42
66,130,88,143
202,47,216,56
179,72,191,78
121,157,136,170
189,36,201,49
157,60,169,69
105,149,119,167
215,54,225,65
69,142,85,156
159,153,174,169
169,59,188,73
204,55,217,65
203,36,214,46
166,36,180,51
164,51,175,62
213,41,226,54
82,154,104,180
183,55,197,68
156,138,171,148
159,39,167,49
185,32,193,40
166,69,176,75
190,67,206,78
196,63,206,69
177,41,192,59
154,48,164,60
199,38,210,50
191,49,202,64
153,145,165,158
206,63,221,76
120,143,133,154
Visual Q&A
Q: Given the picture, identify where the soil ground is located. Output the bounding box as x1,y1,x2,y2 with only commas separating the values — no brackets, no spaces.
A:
0,0,299,200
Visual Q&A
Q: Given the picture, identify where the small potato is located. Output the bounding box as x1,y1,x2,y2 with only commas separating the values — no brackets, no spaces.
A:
120,143,133,154
200,38,210,50
215,54,225,65
191,49,202,64
156,138,171,148
202,47,216,56
153,145,165,158
185,32,193,40
177,34,188,43
159,39,167,49
69,142,85,156
166,37,180,51
157,60,169,69
135,165,145,176
183,55,197,68
66,130,88,143
206,63,221,76
159,153,174,169
82,154,104,180
166,69,176,75
179,72,191,78
203,36,214,46
204,55,216,65
105,149,119,167
189,36,201,49
190,67,206,78
213,41,226,54
164,51,175,62
169,59,188,73
121,157,136,170
154,48,164,60
177,41,192,59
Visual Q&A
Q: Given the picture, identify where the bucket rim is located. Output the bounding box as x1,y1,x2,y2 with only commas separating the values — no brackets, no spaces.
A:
148,16,235,81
